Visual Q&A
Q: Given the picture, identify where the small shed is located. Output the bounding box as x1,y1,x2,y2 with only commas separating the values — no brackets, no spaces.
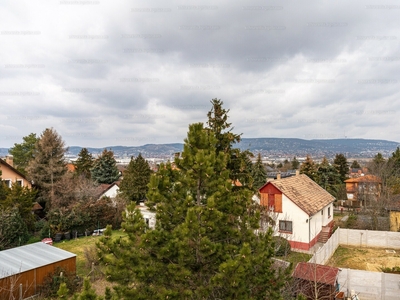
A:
0,242,76,300
292,262,340,300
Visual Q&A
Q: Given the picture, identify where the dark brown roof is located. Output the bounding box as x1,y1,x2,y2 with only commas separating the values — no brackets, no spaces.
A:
261,174,335,216
32,202,43,211
293,262,340,286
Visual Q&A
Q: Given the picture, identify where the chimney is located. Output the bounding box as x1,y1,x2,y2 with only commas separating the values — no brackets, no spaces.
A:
296,170,300,176
5,155,13,167
277,172,281,180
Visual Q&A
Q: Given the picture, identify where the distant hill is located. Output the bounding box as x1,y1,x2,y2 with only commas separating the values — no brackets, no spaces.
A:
2,138,399,159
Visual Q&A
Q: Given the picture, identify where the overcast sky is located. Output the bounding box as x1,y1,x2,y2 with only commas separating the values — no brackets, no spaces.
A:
1,0,400,148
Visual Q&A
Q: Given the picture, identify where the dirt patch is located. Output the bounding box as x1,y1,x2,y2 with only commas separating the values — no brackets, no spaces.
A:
326,245,400,272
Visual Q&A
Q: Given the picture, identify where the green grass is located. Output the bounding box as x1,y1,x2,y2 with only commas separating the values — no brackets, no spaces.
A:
54,230,125,277
277,251,312,266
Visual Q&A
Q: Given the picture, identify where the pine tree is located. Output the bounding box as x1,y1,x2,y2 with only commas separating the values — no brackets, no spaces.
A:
333,153,349,183
77,278,98,300
27,128,67,208
206,98,254,189
252,153,266,189
3,184,37,232
119,153,152,204
57,282,69,298
291,156,300,169
90,149,120,184
316,157,341,196
74,148,94,179
97,122,291,299
300,155,317,182
8,133,39,175
350,160,361,169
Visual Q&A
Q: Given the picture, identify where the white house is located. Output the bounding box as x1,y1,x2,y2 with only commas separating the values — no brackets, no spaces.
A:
98,182,120,199
258,173,335,251
138,203,156,229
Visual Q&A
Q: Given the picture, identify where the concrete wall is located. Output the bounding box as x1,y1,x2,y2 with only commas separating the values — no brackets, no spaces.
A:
307,228,400,299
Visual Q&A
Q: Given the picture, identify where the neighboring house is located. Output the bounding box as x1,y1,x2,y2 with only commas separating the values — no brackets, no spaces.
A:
292,262,341,300
0,155,32,188
137,202,156,229
258,172,335,251
97,182,120,199
0,242,76,299
344,175,382,208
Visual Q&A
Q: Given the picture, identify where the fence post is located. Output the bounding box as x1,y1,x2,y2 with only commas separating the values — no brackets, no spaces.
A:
19,283,22,300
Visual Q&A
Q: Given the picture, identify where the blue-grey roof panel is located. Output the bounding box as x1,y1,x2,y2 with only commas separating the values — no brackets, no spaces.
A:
0,242,76,279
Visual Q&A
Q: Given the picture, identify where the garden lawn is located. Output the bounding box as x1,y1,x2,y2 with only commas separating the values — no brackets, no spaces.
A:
54,230,125,277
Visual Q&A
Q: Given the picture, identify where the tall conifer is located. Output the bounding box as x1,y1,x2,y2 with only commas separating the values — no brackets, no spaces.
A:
98,122,290,298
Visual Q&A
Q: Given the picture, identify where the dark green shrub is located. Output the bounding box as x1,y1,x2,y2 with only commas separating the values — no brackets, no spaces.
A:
273,236,291,256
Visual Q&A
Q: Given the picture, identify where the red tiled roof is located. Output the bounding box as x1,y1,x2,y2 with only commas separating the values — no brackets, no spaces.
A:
345,175,381,183
293,262,340,286
260,174,335,216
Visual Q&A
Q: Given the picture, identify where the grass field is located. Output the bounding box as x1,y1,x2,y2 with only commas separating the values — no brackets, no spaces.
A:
54,230,126,277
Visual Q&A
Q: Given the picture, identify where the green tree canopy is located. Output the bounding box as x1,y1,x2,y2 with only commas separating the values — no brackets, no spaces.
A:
350,160,361,169
8,133,39,175
316,157,341,196
291,156,300,169
74,148,94,179
252,153,266,189
206,98,254,189
90,149,120,184
97,123,290,299
333,153,349,182
300,155,317,182
27,128,67,208
119,153,152,204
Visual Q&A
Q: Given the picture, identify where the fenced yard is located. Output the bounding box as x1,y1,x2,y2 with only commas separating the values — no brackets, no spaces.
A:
307,228,400,299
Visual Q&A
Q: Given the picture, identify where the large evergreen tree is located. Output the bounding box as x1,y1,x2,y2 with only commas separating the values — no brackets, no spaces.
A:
252,153,267,189
300,155,317,182
27,128,67,208
97,123,290,299
119,153,152,204
350,160,361,169
90,149,120,184
291,156,300,169
8,133,39,175
206,98,254,189
74,148,94,179
333,153,349,182
316,157,341,196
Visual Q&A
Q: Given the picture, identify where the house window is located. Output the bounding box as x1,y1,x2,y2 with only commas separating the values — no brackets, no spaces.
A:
16,179,23,186
328,207,331,218
2,180,11,188
321,209,323,215
279,220,292,233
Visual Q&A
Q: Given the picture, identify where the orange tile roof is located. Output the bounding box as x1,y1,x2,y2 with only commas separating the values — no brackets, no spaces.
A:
66,163,76,172
344,174,381,183
262,174,335,216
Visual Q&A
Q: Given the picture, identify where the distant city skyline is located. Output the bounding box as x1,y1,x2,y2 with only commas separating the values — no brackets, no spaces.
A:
1,1,400,148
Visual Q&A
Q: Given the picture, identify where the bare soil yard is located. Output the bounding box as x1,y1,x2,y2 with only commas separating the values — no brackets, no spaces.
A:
326,245,400,272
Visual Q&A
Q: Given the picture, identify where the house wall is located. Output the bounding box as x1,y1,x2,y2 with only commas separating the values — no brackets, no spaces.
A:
0,163,32,188
268,195,333,251
0,257,76,300
103,185,119,198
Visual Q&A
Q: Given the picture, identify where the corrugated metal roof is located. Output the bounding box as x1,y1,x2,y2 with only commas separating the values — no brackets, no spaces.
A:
0,242,76,279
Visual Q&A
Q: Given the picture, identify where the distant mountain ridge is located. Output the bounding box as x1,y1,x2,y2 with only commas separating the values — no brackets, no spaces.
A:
1,138,399,159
